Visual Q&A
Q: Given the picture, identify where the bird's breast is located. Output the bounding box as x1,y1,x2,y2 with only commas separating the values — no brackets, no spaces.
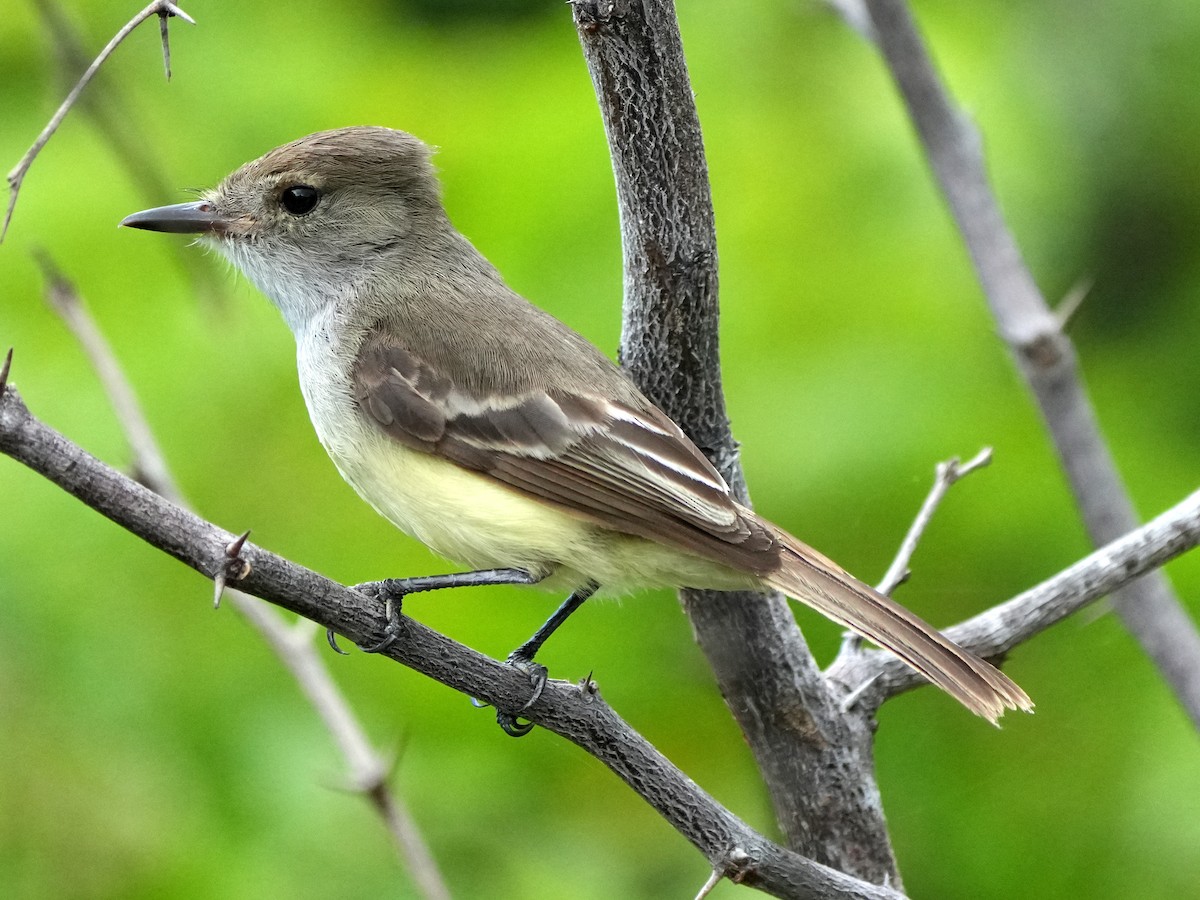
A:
290,314,586,576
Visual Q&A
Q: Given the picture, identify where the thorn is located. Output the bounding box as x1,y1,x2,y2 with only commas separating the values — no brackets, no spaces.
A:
226,529,250,559
212,530,251,609
158,11,171,80
164,2,196,25
694,869,723,900
154,1,196,81
839,673,882,713
320,749,394,798
1056,277,1093,329
0,347,12,397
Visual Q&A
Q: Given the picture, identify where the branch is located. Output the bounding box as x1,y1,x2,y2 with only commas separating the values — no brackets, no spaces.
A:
571,0,899,882
3,0,194,242
0,372,906,900
31,0,220,305
37,252,180,499
837,448,993,663
34,260,450,900
827,488,1200,709
861,0,1200,728
875,448,992,597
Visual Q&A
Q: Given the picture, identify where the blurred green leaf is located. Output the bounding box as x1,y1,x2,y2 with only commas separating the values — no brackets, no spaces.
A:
1,1,1197,897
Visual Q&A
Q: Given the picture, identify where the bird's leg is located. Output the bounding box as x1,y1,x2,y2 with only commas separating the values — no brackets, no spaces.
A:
497,581,599,737
507,581,599,666
337,567,544,654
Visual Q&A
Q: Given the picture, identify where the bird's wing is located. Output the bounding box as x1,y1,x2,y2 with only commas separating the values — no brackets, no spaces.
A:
352,338,779,573
353,335,1035,722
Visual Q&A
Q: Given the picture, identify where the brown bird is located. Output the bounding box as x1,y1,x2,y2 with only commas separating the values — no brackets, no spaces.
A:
122,127,1032,730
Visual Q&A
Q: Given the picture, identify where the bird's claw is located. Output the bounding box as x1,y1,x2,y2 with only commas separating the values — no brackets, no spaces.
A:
326,629,350,655
323,581,406,655
496,712,535,738
493,653,549,738
359,590,404,653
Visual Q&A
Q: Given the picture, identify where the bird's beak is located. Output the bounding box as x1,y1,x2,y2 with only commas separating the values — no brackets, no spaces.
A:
120,200,228,235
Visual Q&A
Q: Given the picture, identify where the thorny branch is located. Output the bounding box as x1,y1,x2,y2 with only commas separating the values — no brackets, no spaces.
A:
0,375,905,900
3,361,1197,897
861,0,1200,729
3,0,193,242
32,262,451,900
828,487,1200,712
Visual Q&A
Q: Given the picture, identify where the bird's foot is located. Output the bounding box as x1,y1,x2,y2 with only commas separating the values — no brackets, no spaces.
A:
326,579,408,654
493,651,549,738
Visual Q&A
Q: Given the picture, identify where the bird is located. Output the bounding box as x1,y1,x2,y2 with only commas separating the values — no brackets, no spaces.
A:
121,126,1032,732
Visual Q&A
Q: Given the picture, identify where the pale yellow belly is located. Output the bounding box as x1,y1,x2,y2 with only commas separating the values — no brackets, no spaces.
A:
329,429,755,595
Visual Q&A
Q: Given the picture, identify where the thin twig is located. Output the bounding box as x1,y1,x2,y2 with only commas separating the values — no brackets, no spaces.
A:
36,252,181,499
3,0,194,242
876,448,992,597
32,0,221,306
1054,278,1093,329
233,596,452,900
572,1,901,881
839,448,992,660
694,868,724,900
827,486,1200,710
34,263,451,900
861,0,1200,728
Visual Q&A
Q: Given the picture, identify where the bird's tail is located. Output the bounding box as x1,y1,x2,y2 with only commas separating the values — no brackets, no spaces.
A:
764,529,1033,724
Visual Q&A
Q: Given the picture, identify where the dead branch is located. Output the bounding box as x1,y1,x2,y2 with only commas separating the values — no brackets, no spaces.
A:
861,0,1200,729
828,487,1200,711
33,261,451,900
3,0,194,242
0,373,905,900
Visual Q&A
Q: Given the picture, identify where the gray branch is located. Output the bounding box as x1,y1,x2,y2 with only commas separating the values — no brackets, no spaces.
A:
571,0,902,883
0,378,904,900
828,487,1200,708
36,257,449,900
3,0,193,242
862,0,1200,728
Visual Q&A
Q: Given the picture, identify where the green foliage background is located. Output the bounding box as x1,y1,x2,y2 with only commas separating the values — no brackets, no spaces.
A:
2,1,1198,897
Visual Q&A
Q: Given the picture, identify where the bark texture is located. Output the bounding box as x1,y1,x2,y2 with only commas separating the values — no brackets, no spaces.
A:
572,0,901,882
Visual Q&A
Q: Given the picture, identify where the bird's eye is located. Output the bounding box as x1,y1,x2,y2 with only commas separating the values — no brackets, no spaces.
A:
280,185,320,216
